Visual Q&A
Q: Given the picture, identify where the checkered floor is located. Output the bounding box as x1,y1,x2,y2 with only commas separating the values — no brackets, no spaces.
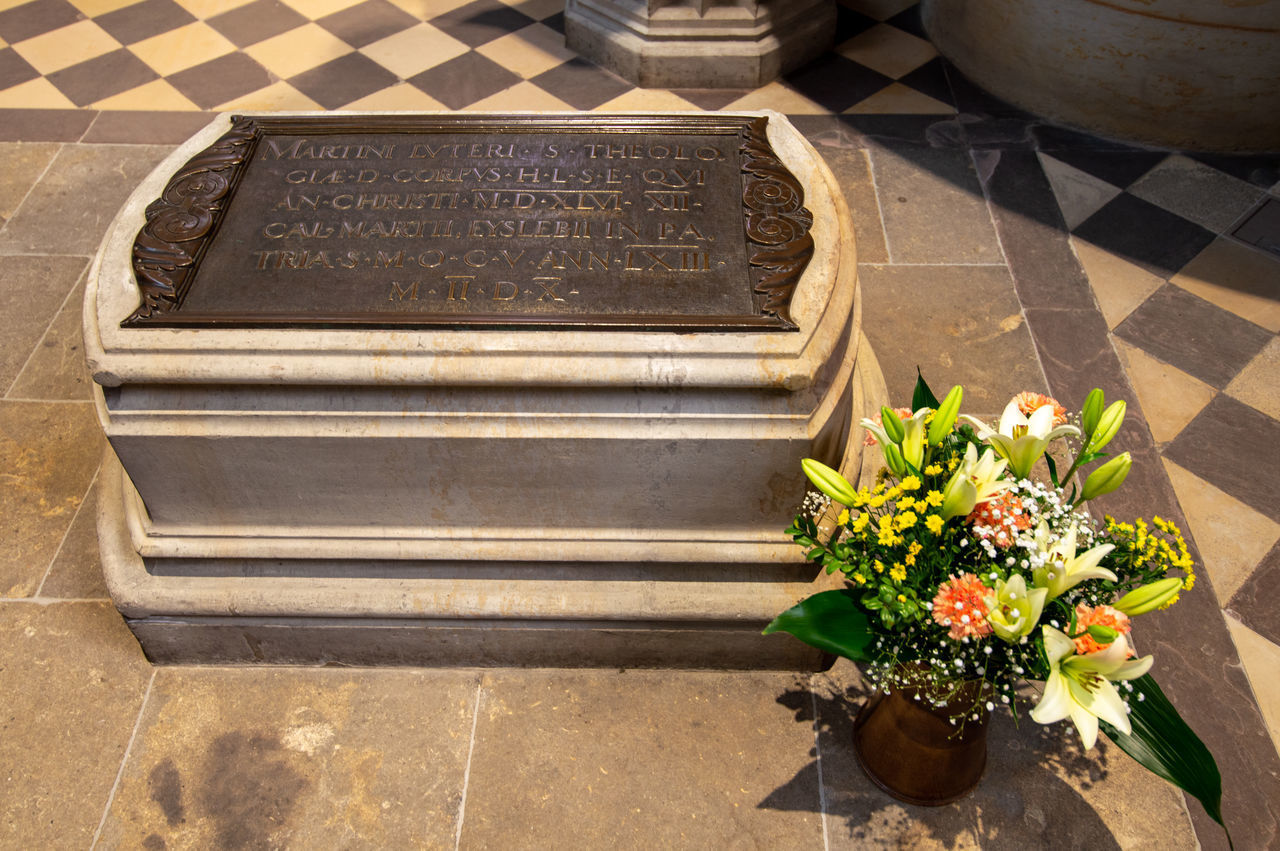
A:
0,0,1279,844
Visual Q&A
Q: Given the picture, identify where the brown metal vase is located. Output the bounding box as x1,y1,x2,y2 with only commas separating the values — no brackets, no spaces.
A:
852,679,990,806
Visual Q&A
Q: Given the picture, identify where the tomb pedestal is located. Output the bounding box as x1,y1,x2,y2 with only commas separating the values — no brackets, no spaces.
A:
85,111,883,667
565,0,836,88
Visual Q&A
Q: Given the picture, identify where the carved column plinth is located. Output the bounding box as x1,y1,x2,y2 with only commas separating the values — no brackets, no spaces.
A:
566,0,836,88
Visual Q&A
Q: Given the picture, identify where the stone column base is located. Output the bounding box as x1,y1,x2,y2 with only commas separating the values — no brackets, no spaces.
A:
566,0,836,88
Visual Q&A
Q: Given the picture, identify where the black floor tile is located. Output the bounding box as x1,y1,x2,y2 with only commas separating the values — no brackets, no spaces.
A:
0,0,81,44
670,89,748,111
1231,197,1280,258
46,49,158,107
527,57,631,110
429,0,535,48
784,53,891,113
1073,192,1216,276
1190,153,1280,189
896,56,952,105
408,51,522,109
839,114,964,147
1114,284,1272,389
1165,394,1280,523
540,11,564,34
207,0,307,48
1229,540,1280,646
95,0,194,45
167,52,272,109
833,7,876,43
885,5,926,39
1044,149,1167,188
1034,124,1167,153
288,52,398,109
317,0,418,48
0,47,40,91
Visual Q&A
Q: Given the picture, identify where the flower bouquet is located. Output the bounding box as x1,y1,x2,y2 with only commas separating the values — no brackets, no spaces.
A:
765,374,1227,838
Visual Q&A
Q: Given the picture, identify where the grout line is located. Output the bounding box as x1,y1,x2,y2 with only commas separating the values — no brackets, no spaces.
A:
811,680,830,851
863,148,895,265
34,463,100,598
857,261,1009,267
91,666,157,850
0,397,95,404
454,678,483,851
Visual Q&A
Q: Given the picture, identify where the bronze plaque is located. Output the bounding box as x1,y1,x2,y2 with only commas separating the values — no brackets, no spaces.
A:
126,115,814,331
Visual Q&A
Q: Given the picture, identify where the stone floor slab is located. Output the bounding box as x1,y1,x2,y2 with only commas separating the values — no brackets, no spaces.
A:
856,263,1043,409
97,667,478,849
0,254,85,396
460,669,824,849
0,601,151,848
1128,154,1266,234
0,141,59,228
869,145,1002,264
1113,340,1215,445
0,143,170,255
7,272,92,401
819,145,888,263
37,467,108,599
0,400,101,597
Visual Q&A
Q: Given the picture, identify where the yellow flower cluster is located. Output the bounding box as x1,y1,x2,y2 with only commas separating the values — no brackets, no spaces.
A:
1105,514,1197,604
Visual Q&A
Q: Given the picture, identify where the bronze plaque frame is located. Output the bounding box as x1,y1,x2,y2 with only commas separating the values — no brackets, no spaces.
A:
126,114,814,332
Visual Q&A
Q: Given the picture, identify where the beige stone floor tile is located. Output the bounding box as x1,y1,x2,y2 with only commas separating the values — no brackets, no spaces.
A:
1040,153,1122,231
837,23,937,79
0,401,102,597
1171,237,1280,333
1164,458,1280,606
245,23,353,79
1072,238,1165,329
869,146,1003,264
69,0,145,13
0,77,78,109
0,141,59,228
1227,336,1280,420
722,82,829,114
213,81,323,112
595,87,702,112
857,263,1043,408
279,0,366,17
0,144,172,255
7,273,93,401
0,255,87,397
173,0,255,17
844,82,954,115
819,146,888,263
1224,613,1280,759
128,23,238,76
385,0,473,17
0,601,152,847
11,20,120,75
97,668,478,849
476,23,576,80
91,78,201,111
461,670,824,848
36,468,108,599
359,23,469,79
464,80,573,112
341,81,447,111
1113,339,1216,444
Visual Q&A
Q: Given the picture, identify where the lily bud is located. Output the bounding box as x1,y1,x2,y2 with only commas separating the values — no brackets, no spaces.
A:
1087,400,1126,453
801,458,857,505
939,468,977,520
1114,577,1183,616
881,406,905,444
928,385,963,446
1081,452,1132,501
1081,388,1104,436
882,442,907,477
1086,624,1120,644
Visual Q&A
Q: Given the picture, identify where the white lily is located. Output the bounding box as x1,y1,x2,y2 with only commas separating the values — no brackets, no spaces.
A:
985,573,1048,642
961,443,1013,505
861,408,930,470
1030,626,1153,748
962,400,1080,479
1031,521,1117,599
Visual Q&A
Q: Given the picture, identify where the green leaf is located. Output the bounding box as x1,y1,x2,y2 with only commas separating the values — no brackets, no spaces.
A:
912,368,940,412
1101,674,1230,844
762,590,874,662
1045,452,1060,488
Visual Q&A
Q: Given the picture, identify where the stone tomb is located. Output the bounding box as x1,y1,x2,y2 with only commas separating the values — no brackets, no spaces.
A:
85,112,881,667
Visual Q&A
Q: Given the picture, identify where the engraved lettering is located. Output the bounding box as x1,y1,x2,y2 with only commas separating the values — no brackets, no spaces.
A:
389,280,419,300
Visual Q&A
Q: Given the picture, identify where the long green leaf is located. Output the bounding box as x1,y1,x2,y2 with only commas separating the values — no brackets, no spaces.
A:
912,368,939,412
1101,674,1230,844
763,589,874,662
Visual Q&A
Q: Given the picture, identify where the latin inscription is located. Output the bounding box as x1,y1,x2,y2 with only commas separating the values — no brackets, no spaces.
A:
127,116,814,330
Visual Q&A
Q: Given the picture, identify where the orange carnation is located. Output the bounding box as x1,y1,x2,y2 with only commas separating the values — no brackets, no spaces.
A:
1013,391,1068,427
932,573,993,640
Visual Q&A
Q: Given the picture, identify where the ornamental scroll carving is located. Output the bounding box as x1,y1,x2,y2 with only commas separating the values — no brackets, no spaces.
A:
740,116,814,330
125,117,257,325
